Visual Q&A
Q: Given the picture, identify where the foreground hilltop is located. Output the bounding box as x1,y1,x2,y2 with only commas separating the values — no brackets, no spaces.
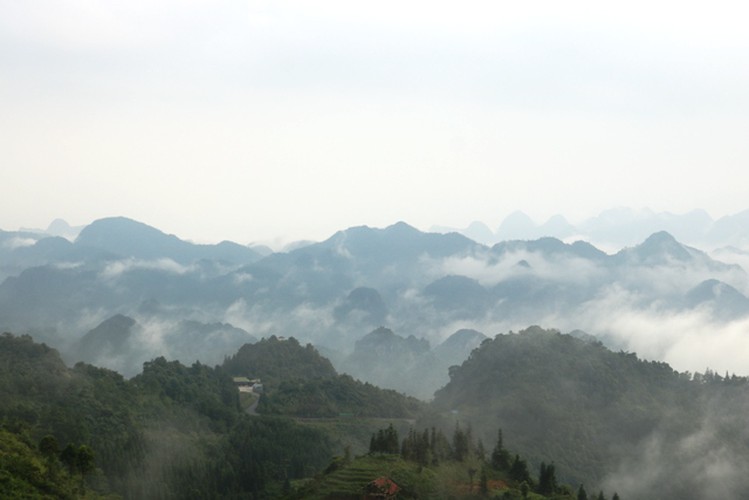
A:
432,326,749,499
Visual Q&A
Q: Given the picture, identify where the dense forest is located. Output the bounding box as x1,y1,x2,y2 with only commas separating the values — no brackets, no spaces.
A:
432,327,749,498
3,327,748,498
1,331,591,499
0,333,337,498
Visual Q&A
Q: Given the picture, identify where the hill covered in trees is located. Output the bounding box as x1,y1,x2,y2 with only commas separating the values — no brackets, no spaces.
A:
0,332,337,498
432,326,749,499
0,332,427,498
223,335,338,389
4,327,749,499
223,335,425,418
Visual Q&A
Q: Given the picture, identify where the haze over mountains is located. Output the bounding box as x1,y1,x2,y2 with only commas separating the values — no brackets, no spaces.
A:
5,210,749,498
3,209,749,392
432,207,749,251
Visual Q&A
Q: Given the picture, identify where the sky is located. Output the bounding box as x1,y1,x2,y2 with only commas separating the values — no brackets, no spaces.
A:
2,1,749,246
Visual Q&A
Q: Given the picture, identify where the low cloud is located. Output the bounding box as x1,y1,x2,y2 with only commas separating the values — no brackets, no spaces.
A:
602,402,749,499
100,258,194,280
548,285,749,377
3,236,37,249
432,251,607,288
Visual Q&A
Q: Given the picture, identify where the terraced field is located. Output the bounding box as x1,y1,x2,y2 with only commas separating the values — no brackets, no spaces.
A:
293,454,437,499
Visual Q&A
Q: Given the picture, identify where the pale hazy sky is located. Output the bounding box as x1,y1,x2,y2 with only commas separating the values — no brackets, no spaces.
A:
2,1,749,245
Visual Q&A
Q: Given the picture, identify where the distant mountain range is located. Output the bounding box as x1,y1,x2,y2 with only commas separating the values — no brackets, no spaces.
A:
2,214,749,391
431,207,749,250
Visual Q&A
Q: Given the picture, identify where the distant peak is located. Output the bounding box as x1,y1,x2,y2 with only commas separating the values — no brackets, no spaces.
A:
385,221,419,233
366,326,396,338
46,218,71,231
644,230,677,243
640,231,681,249
100,314,137,328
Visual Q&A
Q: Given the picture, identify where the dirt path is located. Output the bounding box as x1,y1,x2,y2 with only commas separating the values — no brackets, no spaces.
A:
245,396,260,416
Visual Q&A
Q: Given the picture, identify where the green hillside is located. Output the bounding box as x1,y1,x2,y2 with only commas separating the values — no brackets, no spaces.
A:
223,335,338,389
432,326,749,497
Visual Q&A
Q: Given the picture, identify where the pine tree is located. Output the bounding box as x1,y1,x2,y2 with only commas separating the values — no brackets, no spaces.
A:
491,429,511,470
577,484,588,500
452,423,469,461
537,461,557,495
509,454,531,484
476,439,486,462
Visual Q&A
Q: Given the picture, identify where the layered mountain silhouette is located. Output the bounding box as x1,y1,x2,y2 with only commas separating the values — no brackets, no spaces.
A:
432,208,749,249
1,216,748,387
76,217,262,265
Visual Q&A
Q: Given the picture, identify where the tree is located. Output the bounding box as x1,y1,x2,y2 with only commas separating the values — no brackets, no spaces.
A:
60,444,78,475
76,445,95,477
479,466,489,495
369,424,399,454
76,445,95,492
467,467,477,492
509,454,531,484
520,481,530,499
452,423,469,461
537,461,557,495
491,429,511,470
476,438,486,462
578,484,588,500
38,435,59,458
38,435,60,479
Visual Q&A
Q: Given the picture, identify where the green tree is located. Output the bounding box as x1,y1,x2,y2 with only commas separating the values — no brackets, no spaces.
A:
76,445,95,477
520,481,530,499
509,454,531,484
537,461,557,495
369,424,399,454
38,435,59,458
60,444,77,475
476,438,486,462
468,467,477,492
452,423,469,461
578,484,588,500
479,466,489,495
491,429,511,470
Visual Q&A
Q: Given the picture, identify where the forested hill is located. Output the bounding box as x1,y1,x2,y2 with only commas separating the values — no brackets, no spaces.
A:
432,326,749,499
223,335,338,389
0,332,425,498
0,333,336,498
223,335,425,418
